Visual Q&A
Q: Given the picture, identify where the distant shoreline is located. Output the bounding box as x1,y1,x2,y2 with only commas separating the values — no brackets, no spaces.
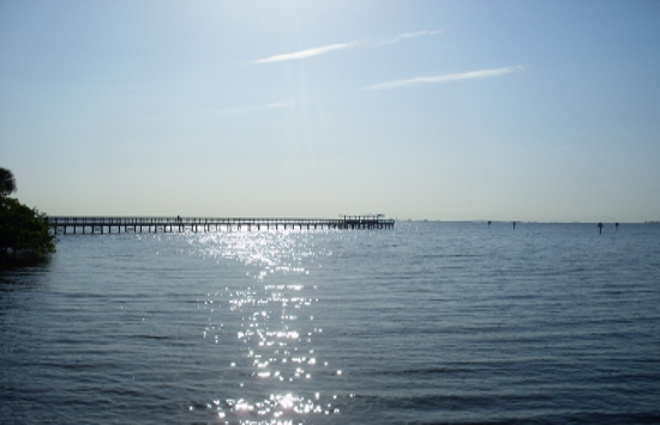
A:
402,219,657,225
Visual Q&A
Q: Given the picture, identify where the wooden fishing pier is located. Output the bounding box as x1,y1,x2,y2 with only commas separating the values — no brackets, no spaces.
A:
46,215,395,234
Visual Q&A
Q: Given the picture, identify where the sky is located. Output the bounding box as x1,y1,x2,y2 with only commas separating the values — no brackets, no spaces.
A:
1,0,659,222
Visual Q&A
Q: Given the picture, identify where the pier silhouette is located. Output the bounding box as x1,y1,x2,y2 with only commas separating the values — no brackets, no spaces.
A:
46,215,395,234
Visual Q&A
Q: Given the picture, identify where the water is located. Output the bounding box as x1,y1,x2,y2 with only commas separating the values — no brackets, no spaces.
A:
1,222,659,424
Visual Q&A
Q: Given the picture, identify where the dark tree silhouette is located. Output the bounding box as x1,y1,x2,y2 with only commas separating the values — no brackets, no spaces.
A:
0,167,16,196
1,167,55,267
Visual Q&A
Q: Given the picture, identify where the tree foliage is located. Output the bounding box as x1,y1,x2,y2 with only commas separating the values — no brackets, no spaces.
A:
0,167,17,196
0,168,55,266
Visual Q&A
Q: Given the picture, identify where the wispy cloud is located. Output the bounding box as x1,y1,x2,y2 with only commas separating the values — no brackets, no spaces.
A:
253,42,357,64
385,30,443,44
251,31,440,64
214,101,290,115
365,66,526,90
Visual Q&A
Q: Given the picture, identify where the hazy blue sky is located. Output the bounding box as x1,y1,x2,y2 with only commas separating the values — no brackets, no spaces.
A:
2,0,659,221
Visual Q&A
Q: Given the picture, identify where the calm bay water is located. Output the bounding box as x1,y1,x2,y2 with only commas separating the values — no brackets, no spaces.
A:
1,222,659,424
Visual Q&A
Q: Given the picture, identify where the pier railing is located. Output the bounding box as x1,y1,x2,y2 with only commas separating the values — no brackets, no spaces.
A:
46,215,395,234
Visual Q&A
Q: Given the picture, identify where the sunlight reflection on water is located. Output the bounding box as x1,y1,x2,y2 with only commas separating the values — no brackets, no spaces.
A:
192,230,344,424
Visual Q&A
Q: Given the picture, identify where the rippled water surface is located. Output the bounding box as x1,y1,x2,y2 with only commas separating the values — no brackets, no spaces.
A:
1,222,659,424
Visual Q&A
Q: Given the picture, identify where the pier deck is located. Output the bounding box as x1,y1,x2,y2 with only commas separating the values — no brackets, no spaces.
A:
47,215,395,234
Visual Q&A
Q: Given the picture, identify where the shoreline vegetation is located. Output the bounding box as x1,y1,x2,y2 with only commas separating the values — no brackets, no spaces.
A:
0,168,55,269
